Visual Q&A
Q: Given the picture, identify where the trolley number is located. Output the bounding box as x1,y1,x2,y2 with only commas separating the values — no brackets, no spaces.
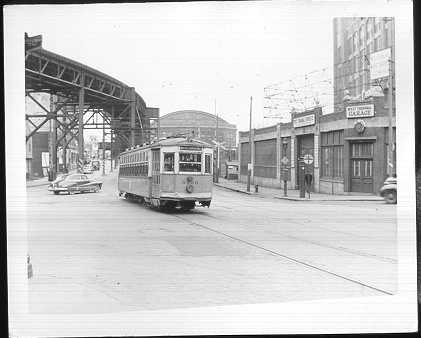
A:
182,179,199,185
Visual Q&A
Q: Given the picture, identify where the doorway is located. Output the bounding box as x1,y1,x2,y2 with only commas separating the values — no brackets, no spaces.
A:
296,134,314,191
350,142,374,193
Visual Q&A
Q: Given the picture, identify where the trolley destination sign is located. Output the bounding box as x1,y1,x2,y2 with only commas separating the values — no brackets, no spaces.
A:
346,104,375,118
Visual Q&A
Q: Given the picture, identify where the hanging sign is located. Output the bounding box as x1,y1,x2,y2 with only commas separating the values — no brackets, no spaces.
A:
370,48,391,80
293,114,315,128
346,104,375,118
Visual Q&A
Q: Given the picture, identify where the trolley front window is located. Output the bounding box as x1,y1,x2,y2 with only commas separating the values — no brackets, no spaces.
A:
179,152,201,172
164,152,175,172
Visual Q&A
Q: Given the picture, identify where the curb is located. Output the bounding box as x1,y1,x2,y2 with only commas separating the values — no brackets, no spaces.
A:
214,183,254,195
215,184,384,202
26,181,50,188
274,196,384,202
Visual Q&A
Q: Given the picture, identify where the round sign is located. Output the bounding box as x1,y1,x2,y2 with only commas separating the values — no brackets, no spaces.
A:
303,154,314,165
281,156,289,165
354,119,366,134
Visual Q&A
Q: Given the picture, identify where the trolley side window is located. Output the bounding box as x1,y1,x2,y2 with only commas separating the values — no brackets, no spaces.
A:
163,152,175,172
205,154,211,174
179,152,201,172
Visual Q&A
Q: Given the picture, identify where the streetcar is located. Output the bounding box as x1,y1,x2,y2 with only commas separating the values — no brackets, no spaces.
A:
118,137,213,210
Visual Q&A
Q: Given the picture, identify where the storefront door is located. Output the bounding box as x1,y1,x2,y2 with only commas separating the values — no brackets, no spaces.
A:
296,134,314,191
350,142,374,193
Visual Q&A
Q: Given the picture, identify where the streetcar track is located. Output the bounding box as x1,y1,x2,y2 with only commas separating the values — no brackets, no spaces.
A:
193,210,396,263
172,213,394,296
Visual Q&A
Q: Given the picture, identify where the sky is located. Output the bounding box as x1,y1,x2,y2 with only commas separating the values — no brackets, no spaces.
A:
15,1,338,136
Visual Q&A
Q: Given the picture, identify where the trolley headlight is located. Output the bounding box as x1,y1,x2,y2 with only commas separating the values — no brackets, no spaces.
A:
186,176,193,183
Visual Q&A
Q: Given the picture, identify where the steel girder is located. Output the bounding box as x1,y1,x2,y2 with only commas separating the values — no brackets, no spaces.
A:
25,34,158,153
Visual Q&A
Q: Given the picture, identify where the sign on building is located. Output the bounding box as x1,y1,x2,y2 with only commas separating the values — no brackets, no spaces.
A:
370,48,391,80
293,114,315,128
41,152,49,167
346,104,375,118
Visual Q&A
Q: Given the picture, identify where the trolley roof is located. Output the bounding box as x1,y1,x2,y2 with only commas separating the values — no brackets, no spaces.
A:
119,137,213,156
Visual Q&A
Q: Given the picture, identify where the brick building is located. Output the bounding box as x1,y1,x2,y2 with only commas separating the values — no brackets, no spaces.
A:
239,98,395,195
333,17,394,108
237,17,395,195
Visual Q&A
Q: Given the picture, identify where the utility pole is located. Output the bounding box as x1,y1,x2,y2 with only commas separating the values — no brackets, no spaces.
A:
387,17,395,177
247,96,252,192
102,111,106,176
214,99,219,183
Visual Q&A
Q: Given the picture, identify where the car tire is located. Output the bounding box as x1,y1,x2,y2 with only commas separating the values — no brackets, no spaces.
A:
94,186,100,193
54,191,59,195
384,190,397,204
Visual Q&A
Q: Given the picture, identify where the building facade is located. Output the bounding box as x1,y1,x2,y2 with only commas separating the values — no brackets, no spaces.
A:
159,110,238,176
238,17,396,195
239,97,395,195
333,17,394,108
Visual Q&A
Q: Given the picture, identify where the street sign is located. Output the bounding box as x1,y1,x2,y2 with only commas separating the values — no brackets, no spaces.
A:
281,156,289,166
303,154,314,165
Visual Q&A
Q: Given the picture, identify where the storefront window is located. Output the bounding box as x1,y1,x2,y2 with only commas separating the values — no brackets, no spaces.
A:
163,152,174,172
321,130,344,178
179,152,201,172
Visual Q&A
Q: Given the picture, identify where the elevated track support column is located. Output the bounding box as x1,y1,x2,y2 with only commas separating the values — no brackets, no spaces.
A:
130,87,136,147
49,95,58,181
78,75,85,173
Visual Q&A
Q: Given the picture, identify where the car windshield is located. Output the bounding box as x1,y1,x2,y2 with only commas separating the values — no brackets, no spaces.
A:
66,175,81,181
54,174,69,182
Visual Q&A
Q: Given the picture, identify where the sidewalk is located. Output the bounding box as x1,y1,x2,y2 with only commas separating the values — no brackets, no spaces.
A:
214,178,384,202
26,169,81,188
26,176,52,188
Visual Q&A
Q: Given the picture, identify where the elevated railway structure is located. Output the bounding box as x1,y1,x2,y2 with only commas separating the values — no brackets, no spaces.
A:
25,33,159,177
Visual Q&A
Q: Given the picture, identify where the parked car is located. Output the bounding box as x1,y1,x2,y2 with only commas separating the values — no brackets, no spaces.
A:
379,176,397,204
48,174,102,195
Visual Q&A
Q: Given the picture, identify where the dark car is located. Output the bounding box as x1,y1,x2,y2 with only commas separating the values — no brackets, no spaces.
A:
48,174,102,195
379,176,397,204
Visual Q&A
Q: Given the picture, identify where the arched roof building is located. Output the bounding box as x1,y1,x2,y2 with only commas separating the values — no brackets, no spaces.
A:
159,110,237,148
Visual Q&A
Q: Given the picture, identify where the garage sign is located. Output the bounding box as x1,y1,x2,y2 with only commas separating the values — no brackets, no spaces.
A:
346,104,375,118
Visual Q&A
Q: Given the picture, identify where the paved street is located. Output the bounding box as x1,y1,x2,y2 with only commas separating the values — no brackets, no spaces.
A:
26,171,397,313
